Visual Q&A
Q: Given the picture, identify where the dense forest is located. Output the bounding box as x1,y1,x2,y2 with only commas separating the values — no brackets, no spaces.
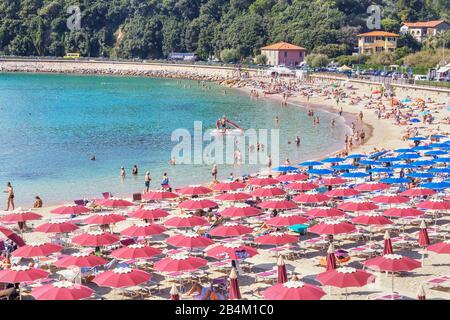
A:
0,0,449,64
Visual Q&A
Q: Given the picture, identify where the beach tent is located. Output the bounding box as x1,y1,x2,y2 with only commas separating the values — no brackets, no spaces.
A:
267,67,295,77
338,65,352,72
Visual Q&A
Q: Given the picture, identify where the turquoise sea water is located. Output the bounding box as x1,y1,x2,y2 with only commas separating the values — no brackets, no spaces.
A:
0,73,348,206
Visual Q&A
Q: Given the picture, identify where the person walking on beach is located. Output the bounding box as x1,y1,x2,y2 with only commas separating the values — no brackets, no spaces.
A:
161,173,170,191
211,164,218,182
4,182,14,211
144,171,151,193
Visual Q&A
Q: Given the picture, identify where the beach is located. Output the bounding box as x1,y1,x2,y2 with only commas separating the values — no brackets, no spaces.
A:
0,59,449,301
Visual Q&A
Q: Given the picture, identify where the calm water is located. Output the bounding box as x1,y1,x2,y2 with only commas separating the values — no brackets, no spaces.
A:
0,73,348,206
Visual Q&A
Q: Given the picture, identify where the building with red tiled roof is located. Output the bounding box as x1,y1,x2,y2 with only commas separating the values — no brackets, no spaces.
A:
260,42,306,66
400,20,450,43
357,31,399,55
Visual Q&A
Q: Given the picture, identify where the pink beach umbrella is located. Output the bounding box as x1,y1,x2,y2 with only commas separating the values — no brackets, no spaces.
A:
51,205,90,215
35,220,78,233
326,243,337,271
93,267,151,288
383,207,424,218
178,185,212,196
0,210,42,223
400,187,437,197
54,252,107,268
418,199,450,210
266,213,308,227
383,230,394,255
209,223,253,237
111,244,162,260
305,207,345,218
96,197,134,208
142,190,178,201
417,284,426,300
247,177,279,187
84,212,126,225
213,181,246,191
215,191,252,202
354,182,391,192
120,222,166,237
228,267,241,300
309,220,356,235
316,267,375,298
166,232,214,248
0,265,49,283
129,208,169,220
31,281,94,300
338,201,379,212
164,214,209,228
418,220,430,266
324,187,360,198
293,192,330,204
277,255,288,284
206,243,258,260
255,232,298,245
372,194,409,204
258,199,297,210
154,254,207,272
179,198,218,210
251,186,286,197
427,240,450,254
351,213,393,225
276,173,308,183
285,182,319,192
219,204,261,218
170,284,180,300
263,281,326,300
12,242,63,258
318,177,347,186
71,230,120,247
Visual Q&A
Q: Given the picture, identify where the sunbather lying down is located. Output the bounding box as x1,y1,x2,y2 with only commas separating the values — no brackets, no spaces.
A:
183,282,226,300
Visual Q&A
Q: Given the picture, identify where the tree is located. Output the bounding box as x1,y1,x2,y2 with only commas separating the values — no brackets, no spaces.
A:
220,48,239,63
306,54,330,68
381,18,401,33
255,53,267,65
368,52,395,66
398,33,422,52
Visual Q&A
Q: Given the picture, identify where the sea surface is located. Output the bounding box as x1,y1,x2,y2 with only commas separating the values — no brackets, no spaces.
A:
0,73,349,206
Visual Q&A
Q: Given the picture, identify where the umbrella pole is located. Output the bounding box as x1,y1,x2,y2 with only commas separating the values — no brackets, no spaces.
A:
391,272,394,292
345,288,348,300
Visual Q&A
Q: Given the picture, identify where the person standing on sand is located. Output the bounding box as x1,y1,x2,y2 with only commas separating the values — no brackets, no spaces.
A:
144,171,151,193
211,164,218,182
5,182,14,211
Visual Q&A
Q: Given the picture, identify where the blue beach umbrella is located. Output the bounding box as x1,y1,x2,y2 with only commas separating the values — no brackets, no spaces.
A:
431,134,447,139
428,167,450,174
272,166,299,172
380,177,411,184
413,145,432,151
341,172,370,178
391,163,415,169
397,153,421,160
379,157,401,163
359,159,381,166
395,148,416,153
409,118,421,123
429,143,449,148
408,136,427,141
367,167,394,173
346,154,367,159
412,160,436,167
308,168,334,175
332,164,358,170
421,181,450,190
322,157,345,163
434,157,450,163
424,150,448,156
299,161,324,167
407,172,434,179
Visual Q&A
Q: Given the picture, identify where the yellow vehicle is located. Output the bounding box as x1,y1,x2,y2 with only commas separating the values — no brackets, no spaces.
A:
63,52,80,59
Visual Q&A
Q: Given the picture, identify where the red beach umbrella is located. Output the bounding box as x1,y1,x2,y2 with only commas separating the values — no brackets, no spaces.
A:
263,281,326,300
213,181,246,191
164,214,209,228
12,242,63,258
351,213,393,225
277,255,288,284
170,284,180,300
383,230,394,255
248,177,279,187
120,222,166,237
31,281,94,300
383,207,424,217
209,223,253,237
179,198,218,210
266,213,308,227
251,186,286,197
418,220,430,247
318,177,347,186
255,232,298,245
285,182,319,191
326,243,337,271
0,210,42,223
129,208,169,220
142,190,178,201
354,182,391,192
372,90,382,94
372,194,409,204
219,204,261,218
111,244,162,260
305,207,345,218
154,254,207,272
276,173,308,183
54,252,107,268
96,198,134,208
84,212,125,225
316,267,375,288
215,191,251,202
400,188,437,197
228,267,241,300
206,243,258,260
293,192,330,204
35,220,78,233
0,265,49,283
71,231,120,247
51,205,90,215
427,240,450,254
325,187,360,197
338,201,379,212
166,232,214,248
93,267,151,288
309,220,356,235
259,199,297,210
0,226,25,247
178,185,212,196
418,199,450,210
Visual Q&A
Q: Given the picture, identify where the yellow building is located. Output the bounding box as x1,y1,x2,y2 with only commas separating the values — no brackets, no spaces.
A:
357,31,399,55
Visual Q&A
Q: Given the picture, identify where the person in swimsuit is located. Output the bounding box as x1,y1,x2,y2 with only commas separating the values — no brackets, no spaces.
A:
144,171,151,193
132,165,138,175
161,173,170,190
211,164,218,182
5,182,14,211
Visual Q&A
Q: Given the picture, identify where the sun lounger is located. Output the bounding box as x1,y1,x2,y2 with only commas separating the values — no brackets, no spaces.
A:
374,293,414,300
0,287,14,300
424,276,450,288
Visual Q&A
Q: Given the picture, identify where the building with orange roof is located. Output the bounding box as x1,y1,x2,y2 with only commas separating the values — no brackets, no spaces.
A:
400,20,449,43
357,31,399,55
260,42,306,66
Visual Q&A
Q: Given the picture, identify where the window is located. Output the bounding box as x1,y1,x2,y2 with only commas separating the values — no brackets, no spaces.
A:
376,47,384,52
284,51,287,58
